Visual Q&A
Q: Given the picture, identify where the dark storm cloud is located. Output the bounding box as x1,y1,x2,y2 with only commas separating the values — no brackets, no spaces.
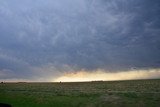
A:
0,0,160,80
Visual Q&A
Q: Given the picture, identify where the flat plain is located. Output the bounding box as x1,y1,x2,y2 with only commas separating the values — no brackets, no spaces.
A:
0,79,160,107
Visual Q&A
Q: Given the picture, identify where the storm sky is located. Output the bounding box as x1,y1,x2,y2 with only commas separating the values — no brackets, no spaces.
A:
0,0,160,81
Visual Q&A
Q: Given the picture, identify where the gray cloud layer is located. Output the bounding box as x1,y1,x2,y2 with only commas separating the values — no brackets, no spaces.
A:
0,0,160,80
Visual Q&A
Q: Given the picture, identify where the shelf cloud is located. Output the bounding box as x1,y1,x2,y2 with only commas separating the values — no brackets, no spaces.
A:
0,0,160,81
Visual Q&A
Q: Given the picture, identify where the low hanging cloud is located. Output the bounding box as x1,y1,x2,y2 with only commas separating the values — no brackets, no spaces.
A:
54,69,160,82
0,0,160,81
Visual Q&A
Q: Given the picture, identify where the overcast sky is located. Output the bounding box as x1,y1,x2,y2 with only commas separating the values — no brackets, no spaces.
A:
0,0,160,81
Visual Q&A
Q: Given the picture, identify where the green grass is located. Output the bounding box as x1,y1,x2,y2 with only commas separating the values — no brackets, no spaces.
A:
0,79,160,107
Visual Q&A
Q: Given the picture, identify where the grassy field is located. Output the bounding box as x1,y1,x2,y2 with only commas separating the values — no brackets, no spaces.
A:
0,79,160,107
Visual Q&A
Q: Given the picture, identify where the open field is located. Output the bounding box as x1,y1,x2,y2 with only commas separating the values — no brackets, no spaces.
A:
0,79,160,107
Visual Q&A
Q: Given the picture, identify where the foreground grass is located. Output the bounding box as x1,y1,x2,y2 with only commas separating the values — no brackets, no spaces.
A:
0,79,160,107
